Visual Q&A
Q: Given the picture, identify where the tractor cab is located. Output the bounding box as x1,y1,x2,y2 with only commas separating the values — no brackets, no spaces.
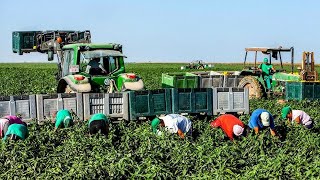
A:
56,43,143,93
241,46,294,76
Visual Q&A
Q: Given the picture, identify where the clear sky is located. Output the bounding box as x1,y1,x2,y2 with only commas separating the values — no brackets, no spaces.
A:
1,0,320,63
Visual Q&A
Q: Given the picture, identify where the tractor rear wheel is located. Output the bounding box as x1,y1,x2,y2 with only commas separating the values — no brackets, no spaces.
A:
238,76,263,99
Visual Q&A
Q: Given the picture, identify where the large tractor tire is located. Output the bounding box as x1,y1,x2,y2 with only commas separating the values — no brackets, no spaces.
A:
238,76,263,99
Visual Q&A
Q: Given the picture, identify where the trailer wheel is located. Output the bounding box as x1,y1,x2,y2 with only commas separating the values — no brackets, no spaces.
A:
238,76,263,99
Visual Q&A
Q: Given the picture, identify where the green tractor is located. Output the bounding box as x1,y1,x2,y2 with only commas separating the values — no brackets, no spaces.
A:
12,30,144,93
237,46,300,98
181,60,212,70
54,43,144,93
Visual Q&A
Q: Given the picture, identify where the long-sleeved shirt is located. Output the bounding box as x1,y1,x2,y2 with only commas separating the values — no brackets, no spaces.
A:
292,110,312,125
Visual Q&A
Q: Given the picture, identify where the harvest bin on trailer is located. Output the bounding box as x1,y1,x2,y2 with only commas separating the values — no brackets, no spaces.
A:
128,89,172,120
191,71,243,88
285,81,320,100
162,72,199,88
171,88,213,115
83,93,129,121
0,95,36,122
36,93,83,123
212,87,249,115
12,31,41,55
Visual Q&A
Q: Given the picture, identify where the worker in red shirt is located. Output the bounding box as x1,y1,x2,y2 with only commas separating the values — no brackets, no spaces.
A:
210,114,245,141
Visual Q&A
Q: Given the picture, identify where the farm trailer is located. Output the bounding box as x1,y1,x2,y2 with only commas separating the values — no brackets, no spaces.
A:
0,88,249,123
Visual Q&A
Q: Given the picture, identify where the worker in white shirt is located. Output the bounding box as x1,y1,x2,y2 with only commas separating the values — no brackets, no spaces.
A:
151,114,192,139
281,106,314,129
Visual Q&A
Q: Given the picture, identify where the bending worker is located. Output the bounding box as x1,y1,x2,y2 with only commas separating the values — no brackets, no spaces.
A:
210,114,245,141
0,115,24,138
281,106,314,129
258,58,276,91
3,123,29,141
88,113,109,136
248,109,276,136
53,109,73,130
151,114,192,139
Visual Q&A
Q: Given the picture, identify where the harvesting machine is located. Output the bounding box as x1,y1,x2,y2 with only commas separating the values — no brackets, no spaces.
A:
12,30,144,93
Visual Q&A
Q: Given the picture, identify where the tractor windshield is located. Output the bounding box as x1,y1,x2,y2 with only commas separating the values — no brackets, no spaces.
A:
80,49,121,75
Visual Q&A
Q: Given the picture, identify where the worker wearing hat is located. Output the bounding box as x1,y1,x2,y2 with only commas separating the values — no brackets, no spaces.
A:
210,114,246,141
281,106,313,129
88,113,109,136
151,114,192,139
258,58,276,91
0,115,25,138
53,109,73,130
248,109,276,136
3,123,28,141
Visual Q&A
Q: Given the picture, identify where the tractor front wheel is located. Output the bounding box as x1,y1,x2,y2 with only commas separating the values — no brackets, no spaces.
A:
238,76,263,99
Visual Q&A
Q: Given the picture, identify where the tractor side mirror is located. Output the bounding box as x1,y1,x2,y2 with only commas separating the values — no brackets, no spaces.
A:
48,50,54,61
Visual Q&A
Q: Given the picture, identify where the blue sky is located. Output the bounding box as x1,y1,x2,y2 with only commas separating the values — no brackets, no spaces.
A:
1,0,320,63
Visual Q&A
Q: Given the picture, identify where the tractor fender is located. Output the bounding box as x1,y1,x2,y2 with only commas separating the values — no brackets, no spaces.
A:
122,79,144,91
117,73,145,91
57,76,91,93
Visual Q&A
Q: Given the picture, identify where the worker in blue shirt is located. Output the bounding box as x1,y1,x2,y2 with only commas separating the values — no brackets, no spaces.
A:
248,109,276,136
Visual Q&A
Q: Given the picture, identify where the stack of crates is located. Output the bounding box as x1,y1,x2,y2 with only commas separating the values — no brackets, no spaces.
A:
128,89,172,120
171,88,213,115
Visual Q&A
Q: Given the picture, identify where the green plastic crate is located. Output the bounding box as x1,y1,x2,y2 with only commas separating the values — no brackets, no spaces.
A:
12,31,41,55
171,88,213,115
286,81,320,100
162,72,199,88
129,89,172,120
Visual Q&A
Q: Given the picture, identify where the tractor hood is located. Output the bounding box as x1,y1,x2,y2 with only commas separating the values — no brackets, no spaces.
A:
273,72,301,82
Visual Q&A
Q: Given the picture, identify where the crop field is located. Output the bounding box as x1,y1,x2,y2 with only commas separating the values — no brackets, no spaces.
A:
0,63,319,179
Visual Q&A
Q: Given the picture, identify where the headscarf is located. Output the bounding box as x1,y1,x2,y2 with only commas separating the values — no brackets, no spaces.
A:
233,125,244,136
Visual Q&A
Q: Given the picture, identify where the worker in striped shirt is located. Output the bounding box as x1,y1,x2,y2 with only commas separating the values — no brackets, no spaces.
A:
210,114,246,141
281,106,314,129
